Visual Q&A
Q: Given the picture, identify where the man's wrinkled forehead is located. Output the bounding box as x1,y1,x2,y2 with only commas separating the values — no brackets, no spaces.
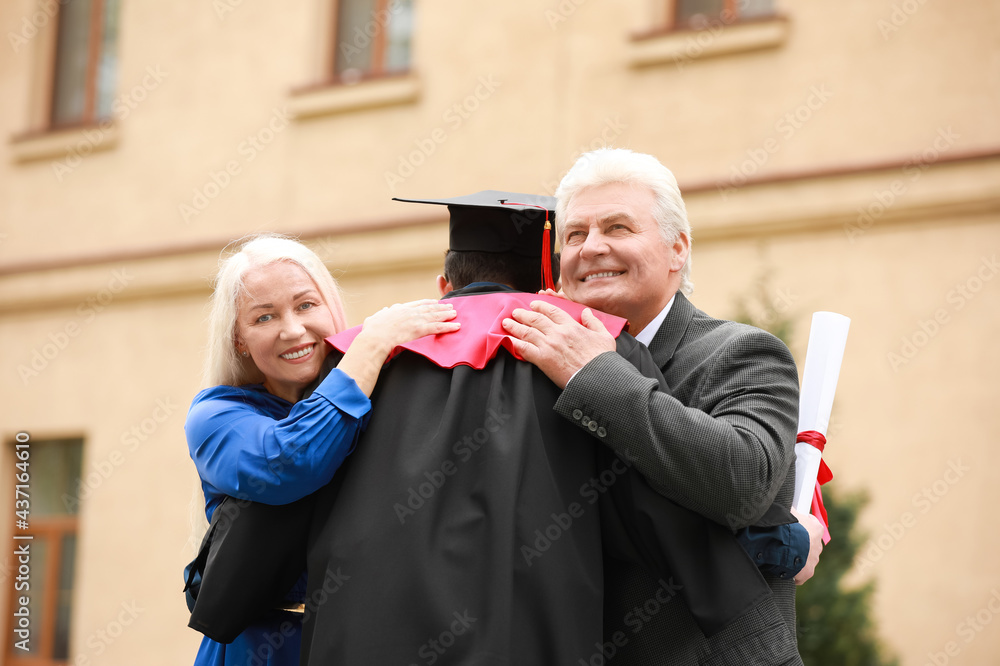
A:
559,183,654,235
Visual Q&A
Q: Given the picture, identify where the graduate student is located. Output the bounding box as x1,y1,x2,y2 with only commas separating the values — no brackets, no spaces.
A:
183,234,459,666
298,192,810,665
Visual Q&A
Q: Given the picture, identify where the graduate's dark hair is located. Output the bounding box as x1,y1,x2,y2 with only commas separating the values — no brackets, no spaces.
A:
444,250,560,293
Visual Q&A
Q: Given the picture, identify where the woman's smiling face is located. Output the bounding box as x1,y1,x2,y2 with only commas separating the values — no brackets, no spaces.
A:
234,261,338,402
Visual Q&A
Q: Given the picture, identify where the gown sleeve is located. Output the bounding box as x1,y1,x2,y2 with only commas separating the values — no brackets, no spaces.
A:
186,368,371,506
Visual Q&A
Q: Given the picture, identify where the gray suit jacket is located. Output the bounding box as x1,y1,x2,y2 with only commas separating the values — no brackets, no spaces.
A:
555,293,802,665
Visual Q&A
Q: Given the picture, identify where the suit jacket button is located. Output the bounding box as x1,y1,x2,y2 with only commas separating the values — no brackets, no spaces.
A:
572,409,583,420
588,421,598,432
597,427,607,437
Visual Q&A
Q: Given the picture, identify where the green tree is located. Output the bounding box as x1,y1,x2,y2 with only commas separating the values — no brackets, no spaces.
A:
731,273,897,666
795,489,897,665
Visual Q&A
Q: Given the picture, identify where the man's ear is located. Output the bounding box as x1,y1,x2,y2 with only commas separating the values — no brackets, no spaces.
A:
436,275,453,297
670,233,691,272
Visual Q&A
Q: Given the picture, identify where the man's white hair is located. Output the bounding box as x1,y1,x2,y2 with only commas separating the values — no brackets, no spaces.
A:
555,148,693,295
202,233,347,389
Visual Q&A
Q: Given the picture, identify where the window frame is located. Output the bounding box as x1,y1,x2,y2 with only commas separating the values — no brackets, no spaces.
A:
5,438,82,666
631,0,782,45
327,0,413,86
677,0,736,28
48,0,112,131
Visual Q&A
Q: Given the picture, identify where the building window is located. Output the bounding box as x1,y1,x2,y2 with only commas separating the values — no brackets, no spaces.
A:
49,0,121,129
674,0,774,28
6,438,83,666
332,0,414,84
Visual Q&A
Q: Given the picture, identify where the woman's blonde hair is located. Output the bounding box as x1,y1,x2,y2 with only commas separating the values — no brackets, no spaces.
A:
202,233,347,388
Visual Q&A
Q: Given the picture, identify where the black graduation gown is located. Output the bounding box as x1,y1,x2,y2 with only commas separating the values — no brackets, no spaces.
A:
300,352,604,664
298,285,771,665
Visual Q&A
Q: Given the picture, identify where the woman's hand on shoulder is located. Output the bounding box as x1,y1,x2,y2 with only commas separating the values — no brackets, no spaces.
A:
337,299,459,396
360,299,460,353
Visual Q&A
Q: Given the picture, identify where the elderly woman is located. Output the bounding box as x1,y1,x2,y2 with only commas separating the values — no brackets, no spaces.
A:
185,234,458,665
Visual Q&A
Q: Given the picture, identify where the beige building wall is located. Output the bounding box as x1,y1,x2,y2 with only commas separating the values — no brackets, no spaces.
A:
1,0,998,664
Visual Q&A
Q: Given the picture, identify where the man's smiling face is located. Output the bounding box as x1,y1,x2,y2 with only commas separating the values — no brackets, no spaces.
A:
559,182,688,334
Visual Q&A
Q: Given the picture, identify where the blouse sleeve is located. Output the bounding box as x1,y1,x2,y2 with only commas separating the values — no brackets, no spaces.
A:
185,368,372,505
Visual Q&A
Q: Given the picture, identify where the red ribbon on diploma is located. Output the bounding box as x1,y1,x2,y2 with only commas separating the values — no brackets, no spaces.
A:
797,430,833,544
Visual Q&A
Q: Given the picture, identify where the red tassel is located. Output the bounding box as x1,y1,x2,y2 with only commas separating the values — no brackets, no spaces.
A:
500,201,556,292
541,221,554,292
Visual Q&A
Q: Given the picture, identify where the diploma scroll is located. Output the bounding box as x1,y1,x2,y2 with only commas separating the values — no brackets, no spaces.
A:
792,311,850,514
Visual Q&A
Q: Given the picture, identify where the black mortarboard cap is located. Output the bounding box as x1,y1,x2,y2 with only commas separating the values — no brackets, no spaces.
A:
393,190,555,256
393,190,557,290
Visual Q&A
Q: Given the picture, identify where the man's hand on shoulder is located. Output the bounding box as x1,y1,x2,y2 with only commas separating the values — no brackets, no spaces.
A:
791,507,824,585
502,301,616,389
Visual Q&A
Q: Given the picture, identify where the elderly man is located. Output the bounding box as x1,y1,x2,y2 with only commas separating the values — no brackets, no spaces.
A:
503,148,821,664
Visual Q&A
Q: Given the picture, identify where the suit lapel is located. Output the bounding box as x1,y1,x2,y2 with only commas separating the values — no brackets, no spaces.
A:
648,292,695,370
